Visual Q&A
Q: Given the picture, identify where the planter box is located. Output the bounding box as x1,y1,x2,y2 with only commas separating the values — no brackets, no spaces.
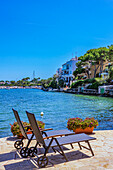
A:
73,127,94,134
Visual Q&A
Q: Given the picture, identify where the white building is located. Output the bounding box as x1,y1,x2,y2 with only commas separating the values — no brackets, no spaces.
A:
61,57,78,85
56,68,62,77
55,68,62,83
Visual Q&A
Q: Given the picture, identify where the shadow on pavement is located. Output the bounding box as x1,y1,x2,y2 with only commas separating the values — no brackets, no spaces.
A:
4,150,90,170
6,136,17,141
0,151,19,162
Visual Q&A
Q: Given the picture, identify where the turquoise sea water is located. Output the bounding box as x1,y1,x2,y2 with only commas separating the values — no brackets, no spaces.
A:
0,89,113,138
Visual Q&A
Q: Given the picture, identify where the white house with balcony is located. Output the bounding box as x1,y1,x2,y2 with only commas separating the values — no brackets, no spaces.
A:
56,68,62,77
61,57,78,85
55,68,62,82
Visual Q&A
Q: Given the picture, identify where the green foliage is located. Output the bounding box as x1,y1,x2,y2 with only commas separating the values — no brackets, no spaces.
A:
71,79,96,88
80,47,109,63
109,66,113,80
58,79,64,87
73,67,85,78
71,78,103,89
84,78,96,83
10,81,15,85
87,81,102,89
67,117,98,130
41,78,53,88
73,61,85,78
22,77,30,81
31,77,40,83
10,121,29,137
108,44,113,62
49,79,57,89
10,120,45,137
77,46,111,78
64,83,66,87
95,77,104,82
71,80,84,88
36,120,45,129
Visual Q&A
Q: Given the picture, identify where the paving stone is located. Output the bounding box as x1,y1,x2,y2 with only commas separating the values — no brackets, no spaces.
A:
0,130,113,169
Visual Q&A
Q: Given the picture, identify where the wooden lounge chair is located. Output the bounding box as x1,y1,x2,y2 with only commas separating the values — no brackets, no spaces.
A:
12,108,53,158
12,108,37,157
26,111,96,168
12,108,75,158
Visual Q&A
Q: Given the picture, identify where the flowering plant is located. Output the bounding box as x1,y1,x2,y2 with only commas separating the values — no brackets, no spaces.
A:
10,120,45,137
67,117,98,130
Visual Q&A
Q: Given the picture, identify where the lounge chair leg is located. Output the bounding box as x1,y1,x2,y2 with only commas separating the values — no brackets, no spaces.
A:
44,138,54,156
78,142,82,150
26,134,34,148
39,143,41,147
20,137,24,142
87,141,94,156
15,152,17,159
70,143,74,149
54,138,68,162
52,147,56,153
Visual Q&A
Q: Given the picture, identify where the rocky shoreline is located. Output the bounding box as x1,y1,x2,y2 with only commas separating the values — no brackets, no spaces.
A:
0,86,41,89
43,88,113,98
0,130,113,170
0,86,113,97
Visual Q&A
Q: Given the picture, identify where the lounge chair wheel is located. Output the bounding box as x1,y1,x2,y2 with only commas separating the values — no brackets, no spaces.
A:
20,147,29,158
37,156,48,168
28,147,37,157
14,140,23,149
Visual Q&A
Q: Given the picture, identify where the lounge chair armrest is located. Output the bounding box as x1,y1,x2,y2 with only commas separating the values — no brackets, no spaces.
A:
25,130,33,133
40,128,53,132
41,128,53,137
23,125,31,128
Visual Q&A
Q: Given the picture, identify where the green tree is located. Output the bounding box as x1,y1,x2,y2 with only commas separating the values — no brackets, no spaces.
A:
58,79,64,88
31,77,40,85
108,45,113,62
17,80,23,86
77,47,109,78
10,81,16,85
49,79,57,89
22,77,30,81
73,61,85,79
109,66,113,80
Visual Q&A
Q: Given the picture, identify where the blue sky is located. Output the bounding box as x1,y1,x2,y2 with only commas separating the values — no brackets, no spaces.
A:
0,0,113,81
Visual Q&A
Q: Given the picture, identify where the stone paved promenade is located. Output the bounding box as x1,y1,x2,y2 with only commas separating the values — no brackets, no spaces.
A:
0,130,113,170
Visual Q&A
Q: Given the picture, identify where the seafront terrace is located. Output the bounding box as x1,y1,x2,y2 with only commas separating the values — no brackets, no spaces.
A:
0,130,113,170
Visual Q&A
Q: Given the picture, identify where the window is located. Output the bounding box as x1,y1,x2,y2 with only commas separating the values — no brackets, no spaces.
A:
66,65,69,69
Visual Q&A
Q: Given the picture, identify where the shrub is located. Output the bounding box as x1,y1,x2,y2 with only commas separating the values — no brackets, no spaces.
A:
84,78,96,84
71,80,84,88
67,117,98,130
58,79,64,88
49,79,57,89
10,120,45,137
87,81,102,89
